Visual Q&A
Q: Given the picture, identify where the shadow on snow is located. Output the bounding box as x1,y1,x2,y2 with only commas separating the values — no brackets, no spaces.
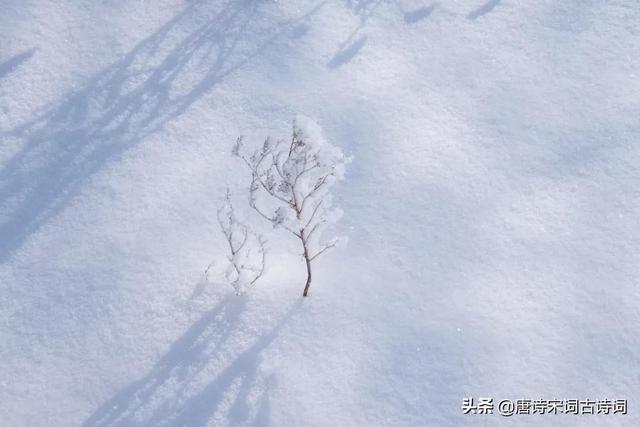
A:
0,0,322,262
84,295,300,427
0,48,37,81
467,0,501,20
328,0,437,68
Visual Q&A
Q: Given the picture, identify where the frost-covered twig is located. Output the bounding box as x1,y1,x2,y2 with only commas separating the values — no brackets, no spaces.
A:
234,117,350,296
216,189,267,294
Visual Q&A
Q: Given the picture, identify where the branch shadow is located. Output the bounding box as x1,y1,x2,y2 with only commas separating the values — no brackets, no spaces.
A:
403,4,436,24
83,295,299,427
329,0,436,68
327,0,382,69
0,48,36,81
467,0,501,20
327,36,367,69
0,0,323,262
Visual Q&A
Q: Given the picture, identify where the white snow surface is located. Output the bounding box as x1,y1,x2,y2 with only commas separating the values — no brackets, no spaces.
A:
1,1,639,426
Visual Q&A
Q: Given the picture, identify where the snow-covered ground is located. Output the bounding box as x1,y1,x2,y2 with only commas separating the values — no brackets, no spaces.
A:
1,1,639,426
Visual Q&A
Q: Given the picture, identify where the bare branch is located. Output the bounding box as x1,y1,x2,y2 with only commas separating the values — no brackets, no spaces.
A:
248,195,300,238
312,171,332,192
304,199,324,228
252,170,294,207
295,163,320,181
299,172,332,213
310,240,337,262
247,236,267,288
273,151,290,185
203,260,216,282
235,228,248,254
249,196,275,222
305,219,326,241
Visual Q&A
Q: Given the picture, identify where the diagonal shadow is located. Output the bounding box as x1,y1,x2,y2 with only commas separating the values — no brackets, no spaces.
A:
83,294,242,427
402,4,436,24
0,0,323,262
327,36,367,69
327,0,382,68
83,295,299,427
329,0,436,68
163,305,294,427
467,0,501,20
0,48,37,81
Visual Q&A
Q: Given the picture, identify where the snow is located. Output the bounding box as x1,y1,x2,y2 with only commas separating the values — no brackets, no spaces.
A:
1,0,639,426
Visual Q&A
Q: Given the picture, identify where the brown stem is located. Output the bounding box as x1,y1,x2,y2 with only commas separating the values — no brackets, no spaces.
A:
301,230,312,297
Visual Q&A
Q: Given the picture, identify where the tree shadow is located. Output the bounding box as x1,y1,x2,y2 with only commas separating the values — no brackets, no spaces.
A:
0,48,36,81
329,0,436,68
403,4,436,24
249,374,276,427
467,0,501,20
327,36,367,69
83,295,299,427
328,0,382,69
0,0,323,262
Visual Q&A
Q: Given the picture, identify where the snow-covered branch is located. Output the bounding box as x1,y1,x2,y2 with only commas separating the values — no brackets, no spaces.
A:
234,116,350,296
215,189,267,294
